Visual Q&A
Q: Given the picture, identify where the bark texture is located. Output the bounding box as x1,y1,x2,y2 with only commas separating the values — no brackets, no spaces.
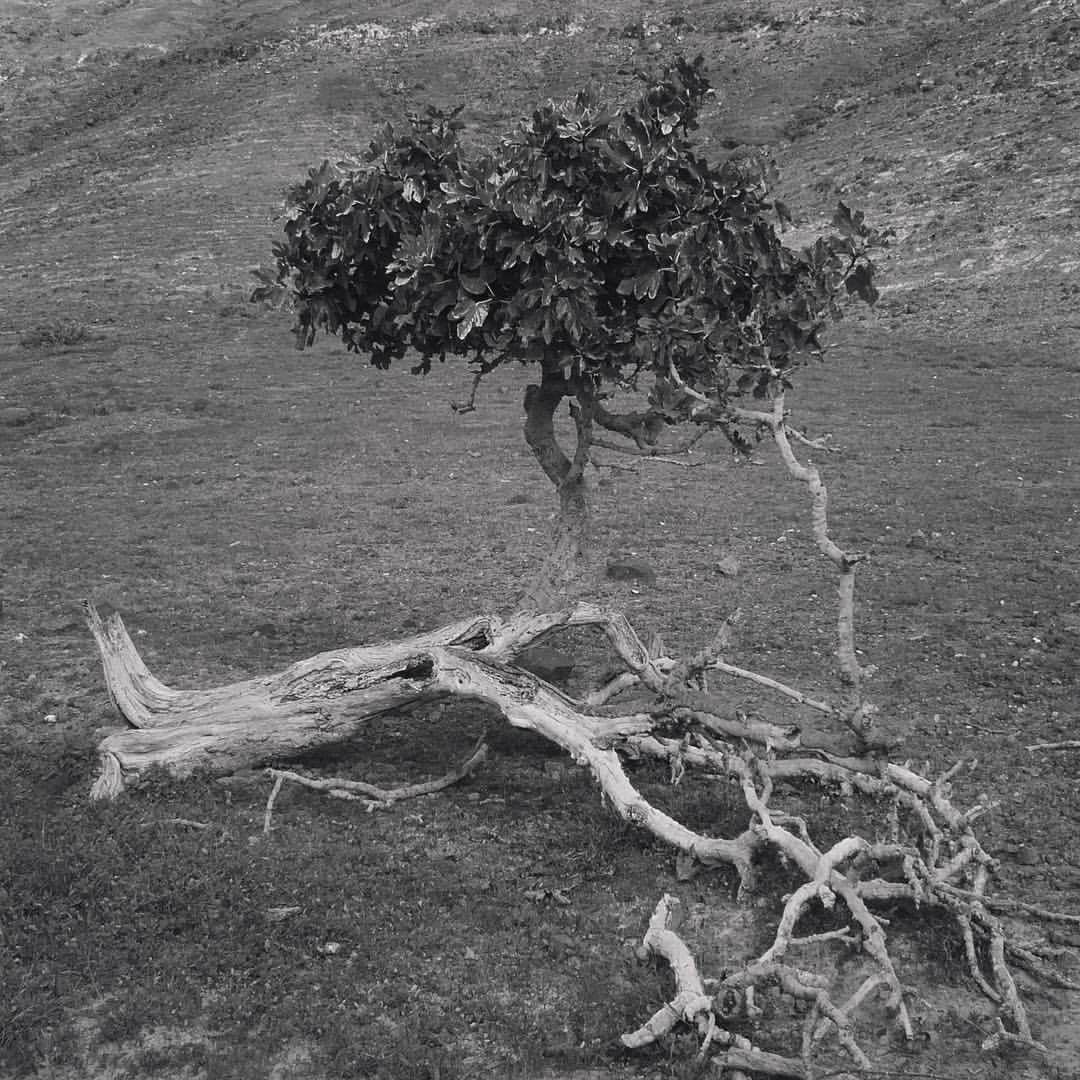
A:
519,366,591,609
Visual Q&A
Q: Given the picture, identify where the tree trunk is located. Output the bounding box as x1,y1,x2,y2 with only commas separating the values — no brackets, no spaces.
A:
519,365,591,610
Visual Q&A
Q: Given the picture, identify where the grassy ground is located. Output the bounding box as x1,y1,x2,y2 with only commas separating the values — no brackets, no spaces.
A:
2,1,1080,1077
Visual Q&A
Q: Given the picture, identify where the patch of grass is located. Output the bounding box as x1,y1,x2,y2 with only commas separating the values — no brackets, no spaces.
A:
0,723,684,1078
17,320,92,349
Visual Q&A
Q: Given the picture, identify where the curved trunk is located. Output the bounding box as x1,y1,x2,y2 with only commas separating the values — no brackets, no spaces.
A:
519,365,592,610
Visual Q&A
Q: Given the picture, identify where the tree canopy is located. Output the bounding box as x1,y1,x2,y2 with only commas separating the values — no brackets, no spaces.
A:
254,56,883,442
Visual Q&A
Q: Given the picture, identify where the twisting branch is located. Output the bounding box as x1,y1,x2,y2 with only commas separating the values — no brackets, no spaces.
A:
591,435,708,464
589,396,668,448
613,726,1078,1062
731,394,876,746
621,894,714,1048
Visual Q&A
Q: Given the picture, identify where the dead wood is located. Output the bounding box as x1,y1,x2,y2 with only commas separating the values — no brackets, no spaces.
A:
86,596,1077,1072
83,400,1076,1070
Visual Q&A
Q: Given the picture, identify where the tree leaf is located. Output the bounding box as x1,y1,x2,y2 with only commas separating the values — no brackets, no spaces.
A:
459,270,493,296
453,299,490,339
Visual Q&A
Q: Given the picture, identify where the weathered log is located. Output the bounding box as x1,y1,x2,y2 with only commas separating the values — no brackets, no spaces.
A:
87,602,494,798
85,602,757,876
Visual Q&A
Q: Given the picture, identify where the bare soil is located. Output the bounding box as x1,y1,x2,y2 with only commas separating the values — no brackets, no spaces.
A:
1,1,1079,1078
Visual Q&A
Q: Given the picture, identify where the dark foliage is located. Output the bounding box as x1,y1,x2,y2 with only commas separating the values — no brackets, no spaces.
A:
255,57,884,436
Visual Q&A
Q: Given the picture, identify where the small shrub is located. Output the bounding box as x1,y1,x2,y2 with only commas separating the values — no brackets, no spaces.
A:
17,319,91,348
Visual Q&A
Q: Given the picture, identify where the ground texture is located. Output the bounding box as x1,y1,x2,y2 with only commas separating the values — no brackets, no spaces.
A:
1,1,1079,1078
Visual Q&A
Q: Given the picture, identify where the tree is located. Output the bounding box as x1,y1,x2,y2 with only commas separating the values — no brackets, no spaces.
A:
87,58,1075,1076
252,55,881,604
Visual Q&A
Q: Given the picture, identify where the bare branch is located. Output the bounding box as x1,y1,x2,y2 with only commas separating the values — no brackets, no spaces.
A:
706,659,836,716
138,817,211,830
787,427,837,452
87,602,1077,1070
265,736,489,812
450,370,484,414
592,435,708,465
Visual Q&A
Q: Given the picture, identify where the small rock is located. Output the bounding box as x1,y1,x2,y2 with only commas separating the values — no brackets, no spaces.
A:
606,558,657,586
716,554,740,577
907,530,928,549
506,492,532,505
251,622,278,638
265,905,301,922
0,406,32,427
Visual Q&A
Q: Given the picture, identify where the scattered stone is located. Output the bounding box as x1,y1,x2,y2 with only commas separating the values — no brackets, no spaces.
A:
0,406,32,427
715,554,740,577
606,558,657,586
252,622,279,638
907,529,929,549
517,645,575,684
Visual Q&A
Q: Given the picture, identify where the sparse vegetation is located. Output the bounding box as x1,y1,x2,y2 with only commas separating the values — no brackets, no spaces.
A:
1,0,1079,1078
17,319,91,348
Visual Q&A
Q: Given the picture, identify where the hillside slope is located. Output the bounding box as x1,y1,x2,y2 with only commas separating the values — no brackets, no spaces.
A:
1,0,1078,345
1,3,1079,1079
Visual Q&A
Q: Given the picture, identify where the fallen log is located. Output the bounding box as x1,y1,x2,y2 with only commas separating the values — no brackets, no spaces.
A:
85,601,1078,1071
85,601,756,875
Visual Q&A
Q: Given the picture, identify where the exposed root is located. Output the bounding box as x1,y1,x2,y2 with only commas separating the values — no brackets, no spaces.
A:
86,600,1078,1072
618,730,1077,1068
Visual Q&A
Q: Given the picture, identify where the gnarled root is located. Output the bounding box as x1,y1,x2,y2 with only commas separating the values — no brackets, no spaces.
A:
86,602,1077,1071
618,732,1078,1068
